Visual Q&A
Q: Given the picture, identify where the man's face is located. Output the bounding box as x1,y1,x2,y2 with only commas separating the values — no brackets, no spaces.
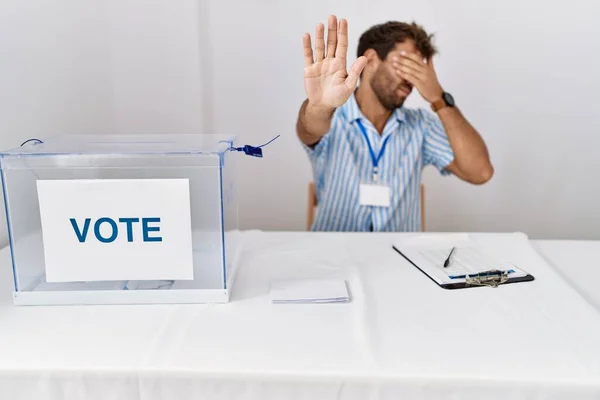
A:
370,40,422,110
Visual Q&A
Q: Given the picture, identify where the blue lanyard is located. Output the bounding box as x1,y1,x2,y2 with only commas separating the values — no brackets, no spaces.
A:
356,119,391,182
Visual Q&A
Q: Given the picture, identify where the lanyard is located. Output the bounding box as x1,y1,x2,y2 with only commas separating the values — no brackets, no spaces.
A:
356,119,391,183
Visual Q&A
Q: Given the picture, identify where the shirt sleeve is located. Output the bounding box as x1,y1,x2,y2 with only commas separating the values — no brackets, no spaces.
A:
421,109,454,175
300,112,341,162
300,115,341,204
300,131,331,161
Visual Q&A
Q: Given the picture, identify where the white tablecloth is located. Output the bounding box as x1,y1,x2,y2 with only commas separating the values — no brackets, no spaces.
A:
532,240,600,311
1,231,600,400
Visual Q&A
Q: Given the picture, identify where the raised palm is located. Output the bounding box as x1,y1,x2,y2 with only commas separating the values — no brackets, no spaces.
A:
303,16,367,109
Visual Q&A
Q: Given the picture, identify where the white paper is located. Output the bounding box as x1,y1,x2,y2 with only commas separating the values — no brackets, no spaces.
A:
397,242,528,285
418,246,520,278
37,179,194,283
359,184,391,207
270,279,350,304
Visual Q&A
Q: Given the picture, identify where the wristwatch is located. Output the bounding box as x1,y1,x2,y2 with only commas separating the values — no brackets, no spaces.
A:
431,92,455,112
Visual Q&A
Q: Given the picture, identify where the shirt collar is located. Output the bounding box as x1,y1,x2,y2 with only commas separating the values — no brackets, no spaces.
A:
342,91,406,124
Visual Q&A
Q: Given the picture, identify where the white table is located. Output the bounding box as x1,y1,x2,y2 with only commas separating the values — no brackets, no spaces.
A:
1,231,600,400
531,240,600,311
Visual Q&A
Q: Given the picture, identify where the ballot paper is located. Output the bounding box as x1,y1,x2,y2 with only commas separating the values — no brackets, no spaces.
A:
397,242,528,286
270,279,350,304
417,246,519,279
124,280,174,290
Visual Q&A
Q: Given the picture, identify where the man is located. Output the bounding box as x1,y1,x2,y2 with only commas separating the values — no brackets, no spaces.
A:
297,15,493,232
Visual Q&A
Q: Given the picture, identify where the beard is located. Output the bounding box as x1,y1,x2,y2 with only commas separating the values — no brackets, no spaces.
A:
373,88,406,110
370,72,410,111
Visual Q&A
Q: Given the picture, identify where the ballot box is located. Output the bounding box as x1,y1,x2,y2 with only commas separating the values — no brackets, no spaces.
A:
0,135,240,305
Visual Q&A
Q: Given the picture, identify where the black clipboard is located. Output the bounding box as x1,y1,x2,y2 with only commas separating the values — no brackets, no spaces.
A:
392,245,535,289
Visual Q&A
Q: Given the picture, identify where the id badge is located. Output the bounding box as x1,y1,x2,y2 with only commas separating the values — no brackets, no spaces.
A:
359,184,391,207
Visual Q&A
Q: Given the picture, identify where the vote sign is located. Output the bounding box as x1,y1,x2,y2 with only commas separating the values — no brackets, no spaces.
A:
36,179,194,283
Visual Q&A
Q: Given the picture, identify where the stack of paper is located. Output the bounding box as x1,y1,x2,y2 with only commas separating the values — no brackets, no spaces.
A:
395,240,529,286
270,279,350,304
417,245,521,279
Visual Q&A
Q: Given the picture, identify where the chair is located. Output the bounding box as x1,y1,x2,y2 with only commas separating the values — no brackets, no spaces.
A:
306,182,426,231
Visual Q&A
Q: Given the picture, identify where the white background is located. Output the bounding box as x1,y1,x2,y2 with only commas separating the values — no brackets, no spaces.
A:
1,0,599,244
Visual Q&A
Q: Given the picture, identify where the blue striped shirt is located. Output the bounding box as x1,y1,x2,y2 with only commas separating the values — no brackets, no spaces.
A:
303,93,454,232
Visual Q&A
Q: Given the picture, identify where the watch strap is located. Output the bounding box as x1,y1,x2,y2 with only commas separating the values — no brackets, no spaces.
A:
430,98,447,112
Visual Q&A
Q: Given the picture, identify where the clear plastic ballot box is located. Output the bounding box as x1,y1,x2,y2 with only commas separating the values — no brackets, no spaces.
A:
0,134,240,305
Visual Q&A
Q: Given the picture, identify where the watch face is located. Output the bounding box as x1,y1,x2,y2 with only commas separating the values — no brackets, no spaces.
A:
443,92,455,106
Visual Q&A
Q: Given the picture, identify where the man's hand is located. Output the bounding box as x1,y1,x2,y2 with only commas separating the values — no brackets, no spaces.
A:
392,52,444,103
392,52,494,184
303,15,368,111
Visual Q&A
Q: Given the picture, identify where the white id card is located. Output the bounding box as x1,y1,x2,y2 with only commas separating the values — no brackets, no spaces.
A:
359,184,391,207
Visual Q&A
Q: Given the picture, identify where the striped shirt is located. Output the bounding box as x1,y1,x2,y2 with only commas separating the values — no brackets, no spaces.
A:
303,93,454,232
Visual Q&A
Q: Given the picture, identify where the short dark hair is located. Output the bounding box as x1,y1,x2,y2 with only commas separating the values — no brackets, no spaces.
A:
357,21,437,61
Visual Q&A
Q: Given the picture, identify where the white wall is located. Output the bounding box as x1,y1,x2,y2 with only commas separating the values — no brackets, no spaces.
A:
0,0,206,246
1,0,599,245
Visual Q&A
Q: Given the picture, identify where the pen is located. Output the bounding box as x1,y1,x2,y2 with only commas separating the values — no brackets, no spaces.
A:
443,247,455,268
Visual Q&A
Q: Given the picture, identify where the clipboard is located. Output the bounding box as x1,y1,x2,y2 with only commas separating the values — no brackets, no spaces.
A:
392,245,535,289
